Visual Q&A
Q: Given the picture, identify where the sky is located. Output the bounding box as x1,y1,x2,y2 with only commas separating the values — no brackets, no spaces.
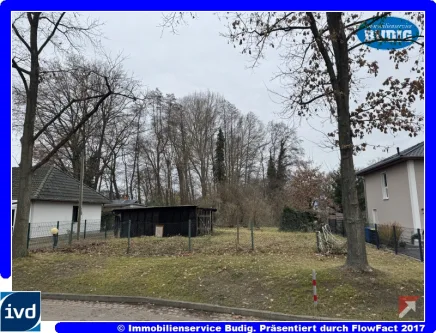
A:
11,11,424,173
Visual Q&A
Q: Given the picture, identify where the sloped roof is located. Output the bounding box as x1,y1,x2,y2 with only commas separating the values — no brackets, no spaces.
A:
356,141,424,176
12,166,110,204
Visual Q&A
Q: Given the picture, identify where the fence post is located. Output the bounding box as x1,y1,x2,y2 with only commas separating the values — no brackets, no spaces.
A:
251,220,254,251
334,220,337,234
127,220,131,254
69,220,73,245
374,224,380,249
188,219,192,252
104,220,108,239
342,220,345,237
393,225,398,254
417,228,424,262
26,223,31,250
84,220,87,239
236,218,240,250
316,231,320,252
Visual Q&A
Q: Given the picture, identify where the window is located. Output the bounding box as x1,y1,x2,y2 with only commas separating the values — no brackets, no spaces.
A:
381,172,389,199
72,206,79,222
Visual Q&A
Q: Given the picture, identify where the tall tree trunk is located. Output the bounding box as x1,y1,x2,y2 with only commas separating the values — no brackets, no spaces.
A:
176,163,186,204
122,150,129,198
111,158,120,199
92,117,108,189
136,156,141,204
188,167,195,202
130,150,137,200
13,13,41,259
166,158,172,205
327,12,369,271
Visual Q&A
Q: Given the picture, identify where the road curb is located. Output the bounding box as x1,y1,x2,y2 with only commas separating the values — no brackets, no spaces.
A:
42,293,342,321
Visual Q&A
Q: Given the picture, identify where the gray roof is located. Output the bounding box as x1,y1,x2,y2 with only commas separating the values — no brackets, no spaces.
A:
356,142,424,176
12,166,110,204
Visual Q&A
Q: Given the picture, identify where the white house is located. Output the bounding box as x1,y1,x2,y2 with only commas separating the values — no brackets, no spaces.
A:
12,166,111,238
356,141,424,231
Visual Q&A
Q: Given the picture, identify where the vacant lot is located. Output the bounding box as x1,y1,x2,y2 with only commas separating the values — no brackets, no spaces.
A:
13,228,424,320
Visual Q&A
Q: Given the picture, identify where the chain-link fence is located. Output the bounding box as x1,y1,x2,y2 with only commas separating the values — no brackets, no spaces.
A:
328,218,424,262
93,219,317,256
27,219,113,250
27,216,423,262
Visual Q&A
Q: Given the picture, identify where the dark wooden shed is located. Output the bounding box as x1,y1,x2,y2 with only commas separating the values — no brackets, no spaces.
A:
113,205,217,238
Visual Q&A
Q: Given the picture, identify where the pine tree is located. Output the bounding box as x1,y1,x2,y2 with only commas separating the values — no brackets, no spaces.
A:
213,128,226,184
267,153,277,193
276,140,287,183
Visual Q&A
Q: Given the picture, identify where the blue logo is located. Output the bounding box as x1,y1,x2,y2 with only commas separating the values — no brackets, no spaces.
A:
0,292,41,332
356,16,420,50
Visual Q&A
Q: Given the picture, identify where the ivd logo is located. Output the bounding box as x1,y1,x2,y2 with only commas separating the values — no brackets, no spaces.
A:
0,292,41,332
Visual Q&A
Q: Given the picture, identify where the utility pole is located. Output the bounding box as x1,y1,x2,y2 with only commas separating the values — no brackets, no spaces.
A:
76,150,85,240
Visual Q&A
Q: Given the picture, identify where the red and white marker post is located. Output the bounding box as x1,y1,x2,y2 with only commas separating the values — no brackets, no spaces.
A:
312,269,318,306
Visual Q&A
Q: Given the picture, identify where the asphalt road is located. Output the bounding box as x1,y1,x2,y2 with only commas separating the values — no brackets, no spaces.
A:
42,299,263,321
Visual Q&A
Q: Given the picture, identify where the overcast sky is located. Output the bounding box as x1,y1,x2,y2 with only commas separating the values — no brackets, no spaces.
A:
11,11,424,172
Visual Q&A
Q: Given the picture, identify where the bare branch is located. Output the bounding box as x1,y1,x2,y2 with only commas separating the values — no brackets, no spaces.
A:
32,90,113,172
348,35,424,52
12,59,29,93
38,12,66,55
306,12,337,88
33,93,107,142
12,23,31,52
345,12,391,41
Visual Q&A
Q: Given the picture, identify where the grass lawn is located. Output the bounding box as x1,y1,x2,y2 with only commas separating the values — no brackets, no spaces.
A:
13,227,424,321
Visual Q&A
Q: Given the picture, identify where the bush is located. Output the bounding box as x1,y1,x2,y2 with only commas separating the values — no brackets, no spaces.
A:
101,212,115,231
280,207,316,232
377,222,404,248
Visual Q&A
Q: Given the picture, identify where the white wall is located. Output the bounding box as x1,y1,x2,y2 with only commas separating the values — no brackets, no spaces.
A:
414,160,424,229
29,201,103,238
364,162,413,230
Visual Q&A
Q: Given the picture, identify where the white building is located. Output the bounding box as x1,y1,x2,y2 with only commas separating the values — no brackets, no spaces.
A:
12,166,110,238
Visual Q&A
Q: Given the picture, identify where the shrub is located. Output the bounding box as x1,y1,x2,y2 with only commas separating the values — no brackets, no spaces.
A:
280,207,316,232
101,212,115,231
377,222,404,248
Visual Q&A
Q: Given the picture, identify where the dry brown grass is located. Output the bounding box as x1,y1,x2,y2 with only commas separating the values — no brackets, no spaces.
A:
377,223,404,247
13,227,423,321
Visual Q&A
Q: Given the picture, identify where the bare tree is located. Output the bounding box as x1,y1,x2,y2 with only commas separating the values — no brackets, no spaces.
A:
223,12,424,271
181,91,220,199
12,12,136,258
161,11,423,271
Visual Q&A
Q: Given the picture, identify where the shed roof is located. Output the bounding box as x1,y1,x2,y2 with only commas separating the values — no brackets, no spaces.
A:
12,166,110,204
356,141,424,176
113,205,217,213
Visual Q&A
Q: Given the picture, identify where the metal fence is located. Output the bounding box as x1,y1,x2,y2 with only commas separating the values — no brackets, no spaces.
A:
28,217,423,262
328,218,424,262
102,219,266,255
27,219,113,250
